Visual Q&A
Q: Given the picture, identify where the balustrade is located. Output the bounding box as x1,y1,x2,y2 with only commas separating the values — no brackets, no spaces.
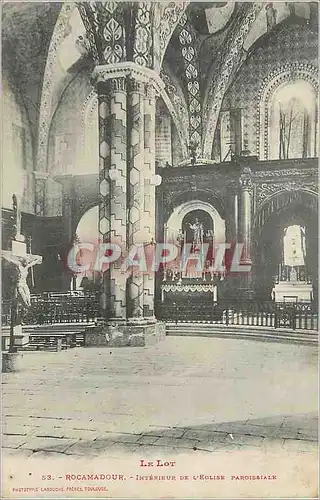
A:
160,300,318,331
1,293,318,332
2,291,100,326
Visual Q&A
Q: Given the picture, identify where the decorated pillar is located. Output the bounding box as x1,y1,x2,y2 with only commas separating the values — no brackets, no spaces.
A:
142,84,157,318
127,77,145,319
97,77,127,320
86,63,165,346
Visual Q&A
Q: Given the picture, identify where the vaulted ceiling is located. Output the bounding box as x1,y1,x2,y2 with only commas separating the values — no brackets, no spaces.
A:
2,2,318,161
2,3,61,143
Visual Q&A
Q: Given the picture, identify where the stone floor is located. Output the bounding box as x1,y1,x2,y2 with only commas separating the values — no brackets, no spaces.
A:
2,336,318,458
2,337,318,498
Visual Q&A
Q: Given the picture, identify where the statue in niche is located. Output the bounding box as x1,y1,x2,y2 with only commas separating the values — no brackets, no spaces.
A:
283,225,306,268
265,3,277,31
189,218,204,250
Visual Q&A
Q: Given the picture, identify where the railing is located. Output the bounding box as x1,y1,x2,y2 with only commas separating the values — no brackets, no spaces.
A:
159,301,319,331
2,291,100,326
2,294,318,332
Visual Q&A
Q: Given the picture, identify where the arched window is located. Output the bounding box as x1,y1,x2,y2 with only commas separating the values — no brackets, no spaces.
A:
269,80,318,160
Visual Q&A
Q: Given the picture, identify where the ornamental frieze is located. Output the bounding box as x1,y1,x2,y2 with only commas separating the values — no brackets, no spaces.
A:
254,168,318,178
256,180,318,206
162,171,225,184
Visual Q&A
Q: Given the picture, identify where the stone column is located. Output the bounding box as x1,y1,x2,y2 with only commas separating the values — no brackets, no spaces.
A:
34,172,48,217
60,176,74,243
233,191,239,241
55,175,75,291
142,84,157,318
225,181,239,243
97,77,127,320
127,78,145,320
238,167,254,298
85,63,166,347
238,167,253,265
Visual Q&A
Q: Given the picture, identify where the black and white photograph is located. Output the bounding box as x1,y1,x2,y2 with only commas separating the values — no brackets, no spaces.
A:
1,1,318,498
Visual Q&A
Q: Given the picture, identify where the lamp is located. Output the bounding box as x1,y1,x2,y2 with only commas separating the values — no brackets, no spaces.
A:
151,174,162,186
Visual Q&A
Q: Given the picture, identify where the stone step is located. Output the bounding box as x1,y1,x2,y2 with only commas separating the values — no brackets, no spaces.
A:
2,323,93,334
166,324,318,345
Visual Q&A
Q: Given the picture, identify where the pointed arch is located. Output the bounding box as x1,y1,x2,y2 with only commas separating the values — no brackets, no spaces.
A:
36,3,79,173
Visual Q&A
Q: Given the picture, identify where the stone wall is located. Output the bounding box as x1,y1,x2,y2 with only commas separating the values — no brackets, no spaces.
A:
155,98,172,167
46,68,94,216
2,75,34,213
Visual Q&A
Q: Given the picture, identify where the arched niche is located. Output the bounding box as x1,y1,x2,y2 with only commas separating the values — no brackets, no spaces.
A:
269,80,317,160
165,200,225,243
252,189,318,300
257,64,318,160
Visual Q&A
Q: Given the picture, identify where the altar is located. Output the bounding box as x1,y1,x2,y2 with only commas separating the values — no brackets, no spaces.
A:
160,209,225,307
161,281,218,303
272,225,313,303
272,281,313,303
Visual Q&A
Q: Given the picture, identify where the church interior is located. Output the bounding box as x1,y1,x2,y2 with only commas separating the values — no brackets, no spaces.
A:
2,1,318,344
1,4,319,483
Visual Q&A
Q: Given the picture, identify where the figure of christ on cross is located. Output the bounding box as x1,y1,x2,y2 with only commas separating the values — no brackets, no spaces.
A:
2,253,42,310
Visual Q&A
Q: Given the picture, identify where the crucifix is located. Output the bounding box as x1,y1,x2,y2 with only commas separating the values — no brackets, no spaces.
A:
2,194,42,353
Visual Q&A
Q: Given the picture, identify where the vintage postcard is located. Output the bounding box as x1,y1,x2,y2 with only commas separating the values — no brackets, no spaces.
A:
1,1,318,498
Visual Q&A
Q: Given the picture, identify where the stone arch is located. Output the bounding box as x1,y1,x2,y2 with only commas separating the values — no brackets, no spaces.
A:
166,199,226,243
252,188,318,299
257,63,318,160
81,90,98,142
75,203,99,243
36,3,78,173
153,2,191,73
253,188,318,238
202,3,263,158
171,189,226,219
80,90,99,172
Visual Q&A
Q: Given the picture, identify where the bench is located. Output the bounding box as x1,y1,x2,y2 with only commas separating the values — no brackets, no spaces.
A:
21,332,77,352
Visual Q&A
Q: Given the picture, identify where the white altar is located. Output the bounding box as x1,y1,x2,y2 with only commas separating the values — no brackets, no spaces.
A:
272,281,313,303
273,225,313,303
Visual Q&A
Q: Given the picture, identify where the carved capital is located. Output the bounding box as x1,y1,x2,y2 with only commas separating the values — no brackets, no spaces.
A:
91,62,165,94
145,83,157,101
34,171,49,181
239,167,254,190
108,76,127,93
128,77,145,95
